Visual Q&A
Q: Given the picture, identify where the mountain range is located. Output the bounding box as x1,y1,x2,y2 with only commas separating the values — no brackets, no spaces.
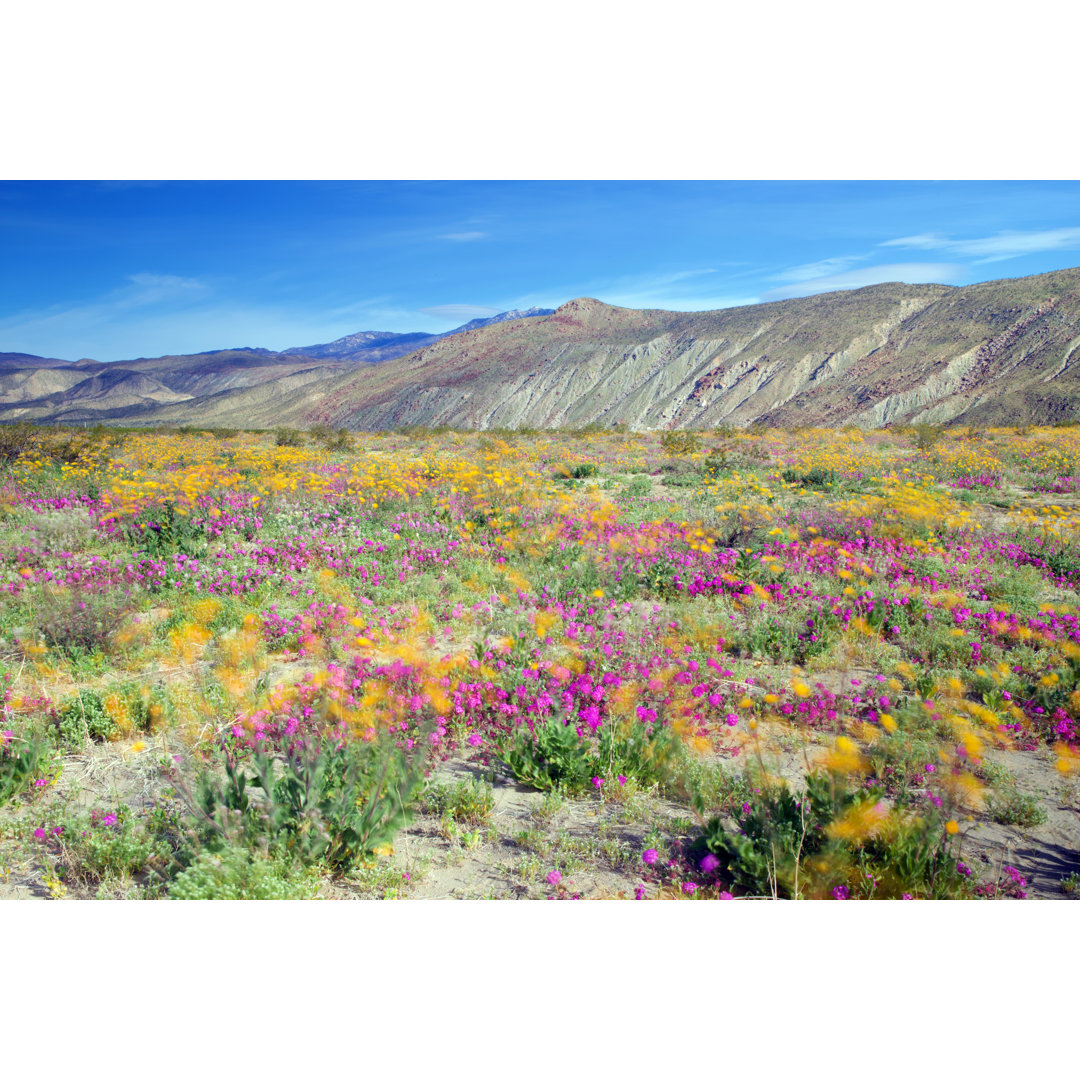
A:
3,270,1080,429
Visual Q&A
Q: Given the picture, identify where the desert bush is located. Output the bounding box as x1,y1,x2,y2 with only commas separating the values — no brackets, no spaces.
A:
192,733,428,873
169,844,319,899
55,688,117,744
695,769,971,899
501,716,595,793
274,426,304,447
702,446,731,478
309,424,354,451
660,430,702,457
570,462,599,479
912,423,944,451
32,588,132,657
35,803,171,891
125,501,206,557
424,778,495,826
500,714,682,795
0,423,39,464
988,787,1048,828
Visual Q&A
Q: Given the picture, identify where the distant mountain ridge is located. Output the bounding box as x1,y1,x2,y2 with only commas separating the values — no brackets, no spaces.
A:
5,275,1080,428
281,307,554,362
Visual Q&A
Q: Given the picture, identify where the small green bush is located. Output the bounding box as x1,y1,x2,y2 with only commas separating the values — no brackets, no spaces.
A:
424,778,495,825
988,788,1048,828
193,733,428,873
56,689,116,745
274,427,304,447
170,845,318,899
570,462,599,479
660,431,702,457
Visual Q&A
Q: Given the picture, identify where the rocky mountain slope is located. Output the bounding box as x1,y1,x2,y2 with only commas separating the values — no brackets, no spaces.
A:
4,271,1080,429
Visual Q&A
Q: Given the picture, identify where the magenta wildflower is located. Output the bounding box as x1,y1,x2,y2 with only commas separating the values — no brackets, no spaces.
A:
101,813,118,827
617,775,627,786
832,885,850,900
32,827,46,840
591,776,603,790
700,854,720,874
682,882,697,895
719,891,734,900
547,870,562,887
634,887,645,900
642,848,658,865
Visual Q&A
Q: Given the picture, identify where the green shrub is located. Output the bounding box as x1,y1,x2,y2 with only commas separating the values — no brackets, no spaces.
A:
424,778,495,826
988,788,1048,828
695,770,970,899
44,804,171,888
193,733,428,873
500,715,682,795
170,845,318,899
56,689,117,745
31,588,132,657
0,729,50,804
126,501,206,557
274,427,304,447
660,431,702,457
570,462,599,479
501,716,594,793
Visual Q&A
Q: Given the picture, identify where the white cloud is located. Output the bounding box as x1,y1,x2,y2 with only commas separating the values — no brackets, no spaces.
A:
771,254,868,283
763,262,965,300
438,231,488,242
881,227,1080,263
419,304,501,321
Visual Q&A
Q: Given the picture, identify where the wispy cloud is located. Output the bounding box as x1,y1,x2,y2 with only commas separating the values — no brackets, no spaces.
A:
763,263,965,301
0,274,384,361
438,231,488,242
771,254,869,283
419,304,501,322
881,227,1080,263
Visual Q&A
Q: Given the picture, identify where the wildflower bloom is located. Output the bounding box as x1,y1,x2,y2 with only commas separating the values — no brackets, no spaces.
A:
832,885,850,900
700,854,720,874
33,827,46,840
547,870,562,887
682,882,697,895
642,848,659,865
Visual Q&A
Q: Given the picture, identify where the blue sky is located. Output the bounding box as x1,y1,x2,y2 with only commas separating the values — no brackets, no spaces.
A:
3,180,1080,362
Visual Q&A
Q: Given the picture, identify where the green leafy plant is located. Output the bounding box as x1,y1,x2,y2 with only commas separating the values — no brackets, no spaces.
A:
170,844,319,899
988,787,1048,828
424,778,495,826
695,770,970,899
0,730,49,804
500,715,595,793
570,462,599,479
43,804,172,889
55,688,117,745
192,733,428,873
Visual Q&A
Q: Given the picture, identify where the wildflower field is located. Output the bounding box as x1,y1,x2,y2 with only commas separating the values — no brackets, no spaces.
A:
1,420,1078,900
